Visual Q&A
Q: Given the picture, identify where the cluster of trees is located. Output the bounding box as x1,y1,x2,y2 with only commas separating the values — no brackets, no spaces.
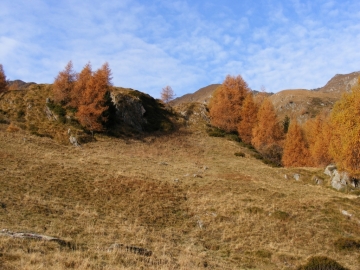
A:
0,64,8,94
209,75,360,176
53,61,112,133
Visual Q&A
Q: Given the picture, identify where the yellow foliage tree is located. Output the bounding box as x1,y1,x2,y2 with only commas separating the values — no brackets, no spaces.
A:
0,64,8,94
53,61,76,105
282,121,310,167
209,75,251,133
237,93,258,144
330,76,360,176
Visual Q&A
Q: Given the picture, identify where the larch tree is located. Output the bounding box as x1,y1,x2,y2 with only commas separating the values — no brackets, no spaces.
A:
282,121,310,167
209,75,251,133
251,98,284,150
0,64,8,94
237,93,258,144
76,62,112,134
53,61,76,105
161,85,175,104
304,113,332,167
330,76,360,176
70,62,92,108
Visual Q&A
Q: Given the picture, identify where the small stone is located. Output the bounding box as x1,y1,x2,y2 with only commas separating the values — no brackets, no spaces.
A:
293,174,300,181
341,210,352,218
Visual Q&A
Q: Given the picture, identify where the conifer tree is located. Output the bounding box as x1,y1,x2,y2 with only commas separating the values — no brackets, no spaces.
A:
76,62,112,133
70,62,92,108
304,113,332,166
237,93,258,144
251,98,284,150
282,121,310,167
0,64,8,94
209,75,251,133
161,85,175,104
330,76,360,176
53,61,76,105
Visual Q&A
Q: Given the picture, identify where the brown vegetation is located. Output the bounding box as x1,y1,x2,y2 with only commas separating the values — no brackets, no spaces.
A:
237,93,258,144
76,62,111,132
53,61,76,105
251,98,284,153
1,120,359,269
282,121,310,167
209,75,250,133
161,85,175,104
0,64,8,94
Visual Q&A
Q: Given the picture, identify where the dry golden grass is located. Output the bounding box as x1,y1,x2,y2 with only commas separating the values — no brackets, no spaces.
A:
1,122,360,269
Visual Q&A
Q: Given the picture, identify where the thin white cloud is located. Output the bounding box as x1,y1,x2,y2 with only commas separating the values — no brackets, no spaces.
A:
0,0,359,98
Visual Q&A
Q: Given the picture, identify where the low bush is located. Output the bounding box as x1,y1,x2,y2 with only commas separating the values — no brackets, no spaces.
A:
272,210,290,221
207,128,225,137
297,256,348,270
334,238,360,251
234,152,245,157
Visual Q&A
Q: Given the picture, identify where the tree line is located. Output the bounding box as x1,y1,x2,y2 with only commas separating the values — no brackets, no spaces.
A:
209,75,360,177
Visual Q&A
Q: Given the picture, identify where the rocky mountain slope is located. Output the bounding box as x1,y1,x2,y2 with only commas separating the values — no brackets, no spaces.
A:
173,71,360,123
270,71,360,123
171,84,220,105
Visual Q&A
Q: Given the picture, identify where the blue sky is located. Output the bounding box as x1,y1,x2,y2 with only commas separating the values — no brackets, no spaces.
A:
1,0,360,98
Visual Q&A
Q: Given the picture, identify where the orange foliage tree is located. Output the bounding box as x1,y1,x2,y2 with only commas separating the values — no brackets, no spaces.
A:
330,76,360,176
237,93,258,144
0,64,8,94
161,85,175,104
209,75,251,133
252,98,284,150
53,61,76,105
70,62,92,108
304,113,332,166
76,62,112,133
282,121,310,167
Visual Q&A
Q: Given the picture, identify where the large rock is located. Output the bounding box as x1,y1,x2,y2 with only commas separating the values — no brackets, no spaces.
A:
324,164,359,190
111,92,147,132
331,170,349,190
324,164,337,177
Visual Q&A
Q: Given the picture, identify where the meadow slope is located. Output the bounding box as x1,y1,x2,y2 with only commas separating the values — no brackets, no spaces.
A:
1,123,360,269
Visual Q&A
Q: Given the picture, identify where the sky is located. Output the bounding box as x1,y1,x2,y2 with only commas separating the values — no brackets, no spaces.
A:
1,0,360,98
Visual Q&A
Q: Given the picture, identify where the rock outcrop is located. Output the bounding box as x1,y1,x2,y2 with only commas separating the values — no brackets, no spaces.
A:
111,92,147,132
324,164,359,190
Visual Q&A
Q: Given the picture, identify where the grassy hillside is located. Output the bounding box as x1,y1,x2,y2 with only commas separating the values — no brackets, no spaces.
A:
1,120,360,269
0,84,175,144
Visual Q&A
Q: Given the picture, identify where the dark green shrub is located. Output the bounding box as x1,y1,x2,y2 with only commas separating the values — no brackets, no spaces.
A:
17,109,25,121
252,153,263,160
47,101,66,123
207,127,225,137
297,256,348,270
234,152,245,157
226,133,240,142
